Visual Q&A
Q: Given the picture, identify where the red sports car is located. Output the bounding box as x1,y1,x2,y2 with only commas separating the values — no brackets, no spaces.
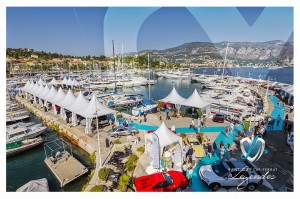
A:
134,170,189,192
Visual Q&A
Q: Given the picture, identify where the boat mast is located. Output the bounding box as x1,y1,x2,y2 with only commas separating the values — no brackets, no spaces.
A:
112,40,117,90
222,43,229,81
148,54,150,101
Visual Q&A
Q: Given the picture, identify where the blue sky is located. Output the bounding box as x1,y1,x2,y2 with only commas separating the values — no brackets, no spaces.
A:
7,7,293,56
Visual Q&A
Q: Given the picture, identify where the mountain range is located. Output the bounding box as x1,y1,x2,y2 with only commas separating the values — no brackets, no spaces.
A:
136,40,293,67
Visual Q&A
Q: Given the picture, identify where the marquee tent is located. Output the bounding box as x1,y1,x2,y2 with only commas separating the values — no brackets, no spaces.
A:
179,89,211,115
145,122,183,170
145,122,182,155
76,94,117,133
48,77,61,86
50,87,66,114
65,91,89,126
43,86,58,109
56,89,76,119
37,78,47,86
160,87,186,105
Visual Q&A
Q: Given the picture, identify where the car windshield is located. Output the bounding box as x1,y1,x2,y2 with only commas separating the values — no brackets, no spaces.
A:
163,173,173,185
189,141,200,146
212,162,228,177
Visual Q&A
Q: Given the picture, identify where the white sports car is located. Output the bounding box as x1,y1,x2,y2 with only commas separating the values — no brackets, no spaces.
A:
199,160,263,191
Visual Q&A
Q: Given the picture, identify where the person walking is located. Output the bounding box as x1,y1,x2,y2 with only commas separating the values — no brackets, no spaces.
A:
270,119,274,130
186,147,193,164
143,113,147,122
186,166,194,186
219,145,225,161
276,115,281,126
207,142,213,159
171,153,175,168
230,122,234,134
226,144,231,160
190,119,195,129
219,141,224,148
213,141,217,156
225,126,229,137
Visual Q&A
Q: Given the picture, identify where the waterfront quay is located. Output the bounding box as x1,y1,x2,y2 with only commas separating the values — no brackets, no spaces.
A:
16,95,105,191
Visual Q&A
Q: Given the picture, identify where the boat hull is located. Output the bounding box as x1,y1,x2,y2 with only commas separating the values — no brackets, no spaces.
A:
6,137,44,157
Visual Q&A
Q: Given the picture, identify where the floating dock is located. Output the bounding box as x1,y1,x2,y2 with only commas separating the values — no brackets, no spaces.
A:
44,139,88,187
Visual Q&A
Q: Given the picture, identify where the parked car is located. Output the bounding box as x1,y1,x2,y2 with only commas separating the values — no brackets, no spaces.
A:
98,115,112,128
212,113,225,123
108,125,139,137
199,160,263,191
134,170,189,192
187,137,205,158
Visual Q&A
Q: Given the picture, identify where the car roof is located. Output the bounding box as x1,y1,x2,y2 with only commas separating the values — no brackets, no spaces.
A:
187,138,199,142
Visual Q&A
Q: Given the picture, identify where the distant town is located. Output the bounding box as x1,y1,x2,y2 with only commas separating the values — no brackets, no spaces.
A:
6,40,293,74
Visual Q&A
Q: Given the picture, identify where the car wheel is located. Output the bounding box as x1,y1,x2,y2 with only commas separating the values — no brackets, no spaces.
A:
175,187,183,192
209,183,221,191
246,183,257,191
114,134,118,138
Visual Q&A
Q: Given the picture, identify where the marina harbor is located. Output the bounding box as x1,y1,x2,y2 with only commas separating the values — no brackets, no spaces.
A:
6,66,294,192
5,6,294,193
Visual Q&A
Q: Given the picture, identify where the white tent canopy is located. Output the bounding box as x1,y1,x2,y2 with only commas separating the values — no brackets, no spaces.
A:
48,77,61,86
179,89,211,109
160,87,186,104
65,91,89,112
38,78,47,86
21,81,31,92
25,82,35,93
66,78,73,86
76,94,116,118
56,89,76,108
30,83,39,95
38,85,50,99
32,84,44,97
44,86,58,102
145,122,182,150
51,87,66,104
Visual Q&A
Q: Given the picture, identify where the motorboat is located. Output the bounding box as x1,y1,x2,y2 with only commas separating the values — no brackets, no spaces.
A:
6,123,47,143
132,101,158,116
6,136,44,157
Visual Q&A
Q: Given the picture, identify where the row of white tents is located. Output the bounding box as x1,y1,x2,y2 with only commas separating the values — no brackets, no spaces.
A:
20,81,116,134
37,77,81,87
160,87,211,115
